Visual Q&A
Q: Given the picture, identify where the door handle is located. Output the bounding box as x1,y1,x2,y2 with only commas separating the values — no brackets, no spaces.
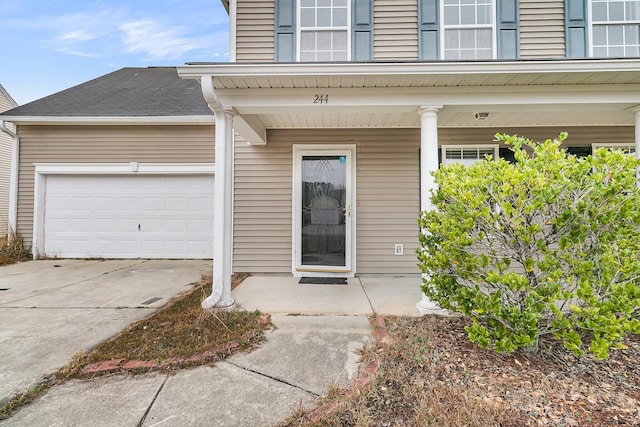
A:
345,205,351,218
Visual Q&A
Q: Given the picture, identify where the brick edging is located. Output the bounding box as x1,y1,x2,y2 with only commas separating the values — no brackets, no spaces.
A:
82,313,272,375
301,315,389,423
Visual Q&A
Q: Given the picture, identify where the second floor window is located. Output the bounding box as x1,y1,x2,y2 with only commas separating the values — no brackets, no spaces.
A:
591,0,640,57
298,0,350,61
443,0,496,60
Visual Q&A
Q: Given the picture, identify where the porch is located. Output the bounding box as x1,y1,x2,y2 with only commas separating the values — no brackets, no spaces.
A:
232,274,433,316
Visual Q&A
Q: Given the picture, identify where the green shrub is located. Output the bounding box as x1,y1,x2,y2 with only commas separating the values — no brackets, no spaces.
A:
418,133,640,358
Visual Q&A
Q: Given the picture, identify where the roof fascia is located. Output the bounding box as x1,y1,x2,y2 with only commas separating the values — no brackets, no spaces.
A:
0,115,214,125
178,59,640,79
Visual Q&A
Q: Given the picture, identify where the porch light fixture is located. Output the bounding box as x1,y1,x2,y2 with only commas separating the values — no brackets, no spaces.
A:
474,112,490,120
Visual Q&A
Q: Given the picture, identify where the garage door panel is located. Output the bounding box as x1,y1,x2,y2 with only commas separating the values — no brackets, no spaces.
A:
43,175,214,259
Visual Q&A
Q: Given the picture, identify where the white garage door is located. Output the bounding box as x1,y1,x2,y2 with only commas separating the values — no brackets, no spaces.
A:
43,175,214,259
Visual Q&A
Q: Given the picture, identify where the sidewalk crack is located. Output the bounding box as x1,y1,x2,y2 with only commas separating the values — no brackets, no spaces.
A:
355,276,375,314
137,374,169,427
226,361,320,398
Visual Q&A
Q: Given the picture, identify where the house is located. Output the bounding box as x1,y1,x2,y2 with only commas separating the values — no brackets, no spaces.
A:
0,68,216,258
0,84,18,237
1,0,639,312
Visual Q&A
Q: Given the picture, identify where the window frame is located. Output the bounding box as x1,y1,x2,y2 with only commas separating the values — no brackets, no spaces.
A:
296,0,352,62
592,142,637,155
441,144,500,165
588,0,640,57
440,0,498,60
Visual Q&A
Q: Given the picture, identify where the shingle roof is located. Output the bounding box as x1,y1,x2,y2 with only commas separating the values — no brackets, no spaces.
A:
2,67,212,117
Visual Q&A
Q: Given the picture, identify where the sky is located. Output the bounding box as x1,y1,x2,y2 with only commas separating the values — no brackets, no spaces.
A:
0,0,230,106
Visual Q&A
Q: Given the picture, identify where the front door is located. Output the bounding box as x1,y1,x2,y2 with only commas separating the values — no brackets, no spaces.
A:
293,145,355,275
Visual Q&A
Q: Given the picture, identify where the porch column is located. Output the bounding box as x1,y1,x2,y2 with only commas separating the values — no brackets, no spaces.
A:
633,106,640,160
416,105,443,315
203,107,236,310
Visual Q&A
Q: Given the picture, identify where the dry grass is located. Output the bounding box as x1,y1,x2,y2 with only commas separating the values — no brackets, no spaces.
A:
284,315,639,427
0,231,31,266
85,276,269,364
1,275,270,421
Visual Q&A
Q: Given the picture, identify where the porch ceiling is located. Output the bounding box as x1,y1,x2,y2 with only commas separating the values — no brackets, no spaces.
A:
256,105,636,129
181,59,640,90
178,60,640,136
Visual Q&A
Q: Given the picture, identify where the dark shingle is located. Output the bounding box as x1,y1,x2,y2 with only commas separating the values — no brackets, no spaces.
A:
2,67,212,117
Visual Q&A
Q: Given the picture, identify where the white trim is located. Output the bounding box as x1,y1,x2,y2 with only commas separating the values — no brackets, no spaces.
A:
32,163,215,259
229,0,237,62
440,0,497,60
588,0,640,58
588,0,595,57
0,116,214,125
178,58,640,79
296,0,351,62
591,142,636,154
292,144,356,277
441,144,500,165
33,163,215,175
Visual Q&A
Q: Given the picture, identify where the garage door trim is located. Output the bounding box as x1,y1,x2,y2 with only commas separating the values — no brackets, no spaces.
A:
33,163,215,259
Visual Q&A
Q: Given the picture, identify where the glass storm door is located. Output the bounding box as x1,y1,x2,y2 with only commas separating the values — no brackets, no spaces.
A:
294,147,354,274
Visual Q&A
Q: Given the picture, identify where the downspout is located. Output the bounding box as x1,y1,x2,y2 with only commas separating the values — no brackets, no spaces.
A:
200,75,236,310
0,120,18,240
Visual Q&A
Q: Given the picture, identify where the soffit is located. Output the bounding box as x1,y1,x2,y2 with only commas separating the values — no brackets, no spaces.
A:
180,59,640,90
179,60,640,132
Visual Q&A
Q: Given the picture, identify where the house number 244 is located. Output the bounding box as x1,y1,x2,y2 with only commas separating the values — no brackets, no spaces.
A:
314,94,329,104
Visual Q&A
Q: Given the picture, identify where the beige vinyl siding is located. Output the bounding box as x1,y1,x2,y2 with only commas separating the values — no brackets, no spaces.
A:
234,128,421,274
234,126,634,274
0,90,17,236
16,125,215,246
0,127,11,236
519,0,566,58
439,126,635,147
373,0,419,60
236,0,275,62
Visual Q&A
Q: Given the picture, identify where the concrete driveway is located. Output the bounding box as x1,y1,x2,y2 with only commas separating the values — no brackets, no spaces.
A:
0,259,212,404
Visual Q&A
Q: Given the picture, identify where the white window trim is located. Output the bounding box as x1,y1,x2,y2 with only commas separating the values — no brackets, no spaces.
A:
32,163,214,259
440,0,498,60
588,0,640,57
292,144,356,277
441,144,500,165
296,0,352,62
592,142,636,153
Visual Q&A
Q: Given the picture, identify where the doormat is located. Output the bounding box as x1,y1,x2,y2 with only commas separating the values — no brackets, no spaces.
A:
299,277,347,285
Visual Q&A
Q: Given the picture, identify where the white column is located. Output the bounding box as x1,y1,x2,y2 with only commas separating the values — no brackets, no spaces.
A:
202,108,236,310
416,105,444,315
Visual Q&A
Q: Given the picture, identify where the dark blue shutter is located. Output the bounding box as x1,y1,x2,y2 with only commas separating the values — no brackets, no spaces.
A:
275,0,296,62
499,147,516,163
352,0,373,61
418,0,439,60
566,146,592,158
497,0,519,59
565,0,588,58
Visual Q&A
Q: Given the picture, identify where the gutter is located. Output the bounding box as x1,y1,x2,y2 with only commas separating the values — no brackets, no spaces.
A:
0,120,18,239
178,58,640,79
0,116,214,125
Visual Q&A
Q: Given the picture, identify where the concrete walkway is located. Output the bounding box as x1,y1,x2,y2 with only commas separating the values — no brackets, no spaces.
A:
0,259,212,404
1,268,422,426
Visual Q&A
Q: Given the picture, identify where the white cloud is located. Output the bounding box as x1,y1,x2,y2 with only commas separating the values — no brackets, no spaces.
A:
54,49,100,58
58,30,97,42
120,19,211,60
